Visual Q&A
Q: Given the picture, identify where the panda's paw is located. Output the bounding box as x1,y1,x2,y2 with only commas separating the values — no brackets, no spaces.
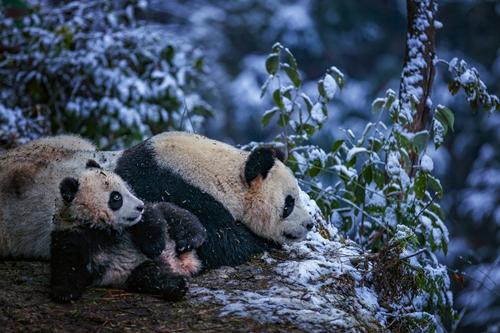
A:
140,236,166,259
127,260,187,301
175,231,206,254
154,202,207,254
157,274,188,301
168,219,207,254
50,286,82,303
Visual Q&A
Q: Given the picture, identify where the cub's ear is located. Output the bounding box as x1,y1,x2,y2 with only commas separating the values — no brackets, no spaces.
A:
60,177,79,203
86,159,101,169
244,147,276,185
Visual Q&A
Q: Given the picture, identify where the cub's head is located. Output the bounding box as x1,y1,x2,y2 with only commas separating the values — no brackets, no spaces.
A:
242,147,314,244
58,160,144,230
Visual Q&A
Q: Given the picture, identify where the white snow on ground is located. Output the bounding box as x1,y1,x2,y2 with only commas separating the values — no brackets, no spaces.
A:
190,192,386,332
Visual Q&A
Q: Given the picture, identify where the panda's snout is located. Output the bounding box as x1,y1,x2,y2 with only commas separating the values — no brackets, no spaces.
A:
305,221,314,231
136,205,144,212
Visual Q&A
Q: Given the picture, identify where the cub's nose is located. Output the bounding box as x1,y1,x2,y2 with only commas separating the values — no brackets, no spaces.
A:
306,222,314,230
136,205,144,212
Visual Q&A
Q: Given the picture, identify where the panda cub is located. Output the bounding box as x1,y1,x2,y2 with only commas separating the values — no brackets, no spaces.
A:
50,163,206,303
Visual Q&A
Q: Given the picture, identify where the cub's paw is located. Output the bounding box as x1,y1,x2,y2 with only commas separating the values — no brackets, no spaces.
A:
155,202,207,254
50,286,82,303
127,260,187,301
157,274,188,301
140,233,166,259
174,230,206,255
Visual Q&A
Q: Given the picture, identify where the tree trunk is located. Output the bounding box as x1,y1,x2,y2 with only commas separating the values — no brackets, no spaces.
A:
399,0,438,173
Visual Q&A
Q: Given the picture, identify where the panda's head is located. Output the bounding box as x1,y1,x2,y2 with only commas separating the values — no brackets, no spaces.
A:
242,147,313,244
59,160,144,230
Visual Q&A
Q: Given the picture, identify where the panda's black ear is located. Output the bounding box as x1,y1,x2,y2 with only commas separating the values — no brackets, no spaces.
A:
86,159,101,169
60,177,79,203
244,147,276,185
258,143,288,163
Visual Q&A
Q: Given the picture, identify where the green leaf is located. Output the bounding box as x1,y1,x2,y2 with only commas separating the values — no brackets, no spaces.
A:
368,138,383,152
271,42,282,53
261,108,278,126
272,89,284,109
413,130,429,153
265,53,280,75
429,203,445,221
308,159,322,177
415,171,427,200
371,98,385,113
283,63,301,87
278,113,289,127
260,76,272,98
317,79,326,99
362,163,373,183
301,93,313,112
448,80,460,95
283,47,298,69
331,139,344,153
428,175,443,198
384,89,396,109
436,105,455,131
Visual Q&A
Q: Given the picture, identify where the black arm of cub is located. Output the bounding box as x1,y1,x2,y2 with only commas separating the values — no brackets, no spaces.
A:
128,203,166,259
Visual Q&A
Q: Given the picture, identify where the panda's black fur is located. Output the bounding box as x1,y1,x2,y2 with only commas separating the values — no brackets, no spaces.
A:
115,140,277,270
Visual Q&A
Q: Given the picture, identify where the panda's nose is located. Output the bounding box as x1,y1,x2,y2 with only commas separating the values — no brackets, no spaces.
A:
136,205,144,212
306,222,314,230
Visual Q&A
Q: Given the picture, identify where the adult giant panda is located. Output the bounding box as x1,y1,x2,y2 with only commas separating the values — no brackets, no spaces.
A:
110,132,314,269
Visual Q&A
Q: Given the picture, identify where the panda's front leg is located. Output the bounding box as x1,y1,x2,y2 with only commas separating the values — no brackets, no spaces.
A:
50,230,92,303
155,202,207,254
126,260,187,301
128,203,166,259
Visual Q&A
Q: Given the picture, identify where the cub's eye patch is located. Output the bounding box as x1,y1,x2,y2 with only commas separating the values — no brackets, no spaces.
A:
283,195,295,219
108,191,123,211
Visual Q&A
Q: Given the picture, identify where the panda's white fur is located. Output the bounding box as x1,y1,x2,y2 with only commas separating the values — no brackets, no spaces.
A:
149,132,312,244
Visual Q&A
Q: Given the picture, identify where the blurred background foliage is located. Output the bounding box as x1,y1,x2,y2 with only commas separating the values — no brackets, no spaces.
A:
0,0,498,331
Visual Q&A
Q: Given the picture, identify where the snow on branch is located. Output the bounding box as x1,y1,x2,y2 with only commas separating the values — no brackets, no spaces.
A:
399,0,437,132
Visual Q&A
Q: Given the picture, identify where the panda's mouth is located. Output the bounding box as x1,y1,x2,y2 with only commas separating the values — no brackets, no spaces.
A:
125,214,142,224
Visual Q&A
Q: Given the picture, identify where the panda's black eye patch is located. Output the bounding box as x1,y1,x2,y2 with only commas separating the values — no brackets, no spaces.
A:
108,191,123,211
283,195,295,219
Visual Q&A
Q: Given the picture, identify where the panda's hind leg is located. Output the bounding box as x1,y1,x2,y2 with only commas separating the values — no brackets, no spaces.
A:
126,260,187,301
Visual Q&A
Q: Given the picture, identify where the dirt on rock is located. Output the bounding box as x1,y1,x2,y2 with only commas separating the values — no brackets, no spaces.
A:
0,257,305,333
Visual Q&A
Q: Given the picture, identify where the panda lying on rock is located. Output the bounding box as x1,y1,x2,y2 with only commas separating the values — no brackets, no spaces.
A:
50,163,206,302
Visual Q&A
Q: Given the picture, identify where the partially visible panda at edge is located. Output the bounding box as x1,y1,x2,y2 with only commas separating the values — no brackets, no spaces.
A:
0,136,98,258
51,167,205,302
